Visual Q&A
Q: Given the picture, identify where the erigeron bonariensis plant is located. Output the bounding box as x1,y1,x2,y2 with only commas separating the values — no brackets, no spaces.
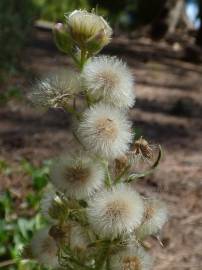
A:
25,9,168,270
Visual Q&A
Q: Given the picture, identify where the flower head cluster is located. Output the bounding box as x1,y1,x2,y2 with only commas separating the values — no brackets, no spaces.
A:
78,103,133,159
136,199,168,240
111,246,153,270
53,9,112,56
87,184,144,238
31,70,80,110
66,10,112,53
82,56,135,108
50,152,105,199
27,9,168,270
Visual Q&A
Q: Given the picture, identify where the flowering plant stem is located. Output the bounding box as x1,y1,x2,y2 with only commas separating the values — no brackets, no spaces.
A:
64,104,82,120
70,52,81,68
115,165,131,184
58,246,91,270
95,243,111,270
26,9,167,270
72,130,86,150
102,161,112,187
79,49,89,70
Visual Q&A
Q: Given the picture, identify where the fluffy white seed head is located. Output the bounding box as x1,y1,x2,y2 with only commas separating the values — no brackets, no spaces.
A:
82,56,135,108
66,10,112,52
69,223,90,253
110,246,153,270
78,103,133,159
87,184,144,239
136,199,168,239
30,227,58,268
31,70,80,109
50,152,105,199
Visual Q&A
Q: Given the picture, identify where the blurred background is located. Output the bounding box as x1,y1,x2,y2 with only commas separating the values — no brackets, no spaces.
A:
0,0,201,269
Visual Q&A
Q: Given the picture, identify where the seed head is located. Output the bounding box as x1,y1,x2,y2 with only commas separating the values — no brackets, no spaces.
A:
110,246,153,270
87,184,144,239
30,70,80,110
30,227,58,268
50,152,105,199
78,103,133,159
82,56,135,108
128,137,157,168
136,199,168,240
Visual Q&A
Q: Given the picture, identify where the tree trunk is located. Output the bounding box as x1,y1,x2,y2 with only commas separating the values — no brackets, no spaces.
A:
168,0,186,33
150,0,190,39
196,0,202,46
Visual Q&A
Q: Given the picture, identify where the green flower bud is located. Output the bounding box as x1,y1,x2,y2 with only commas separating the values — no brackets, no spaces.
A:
53,23,73,54
48,194,67,220
65,10,112,54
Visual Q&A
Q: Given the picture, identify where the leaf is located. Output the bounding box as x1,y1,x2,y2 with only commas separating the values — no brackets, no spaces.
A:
0,190,13,218
32,172,48,191
21,159,50,191
26,192,41,208
0,159,12,175
21,160,34,175
17,219,30,239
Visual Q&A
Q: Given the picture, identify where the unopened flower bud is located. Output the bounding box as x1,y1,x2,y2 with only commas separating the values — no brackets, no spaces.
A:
65,10,112,54
49,224,71,245
53,23,73,54
41,192,68,221
54,22,63,31
115,155,129,176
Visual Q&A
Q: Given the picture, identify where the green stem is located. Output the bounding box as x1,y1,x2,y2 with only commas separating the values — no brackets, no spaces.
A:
79,49,87,70
72,130,86,150
106,256,110,270
103,161,112,187
70,52,81,69
73,96,77,111
114,165,131,184
95,244,110,270
63,104,81,120
69,256,90,270
59,247,92,270
84,90,92,107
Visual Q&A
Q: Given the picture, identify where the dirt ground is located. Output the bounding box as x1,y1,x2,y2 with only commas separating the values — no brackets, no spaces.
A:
0,29,202,269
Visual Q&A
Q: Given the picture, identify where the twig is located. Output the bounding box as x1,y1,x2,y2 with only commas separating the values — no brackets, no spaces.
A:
0,259,16,268
72,131,86,150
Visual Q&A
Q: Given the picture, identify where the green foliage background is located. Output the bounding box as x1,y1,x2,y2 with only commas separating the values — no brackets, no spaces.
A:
1,0,201,72
34,0,89,22
0,0,38,72
0,159,51,270
0,0,201,268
